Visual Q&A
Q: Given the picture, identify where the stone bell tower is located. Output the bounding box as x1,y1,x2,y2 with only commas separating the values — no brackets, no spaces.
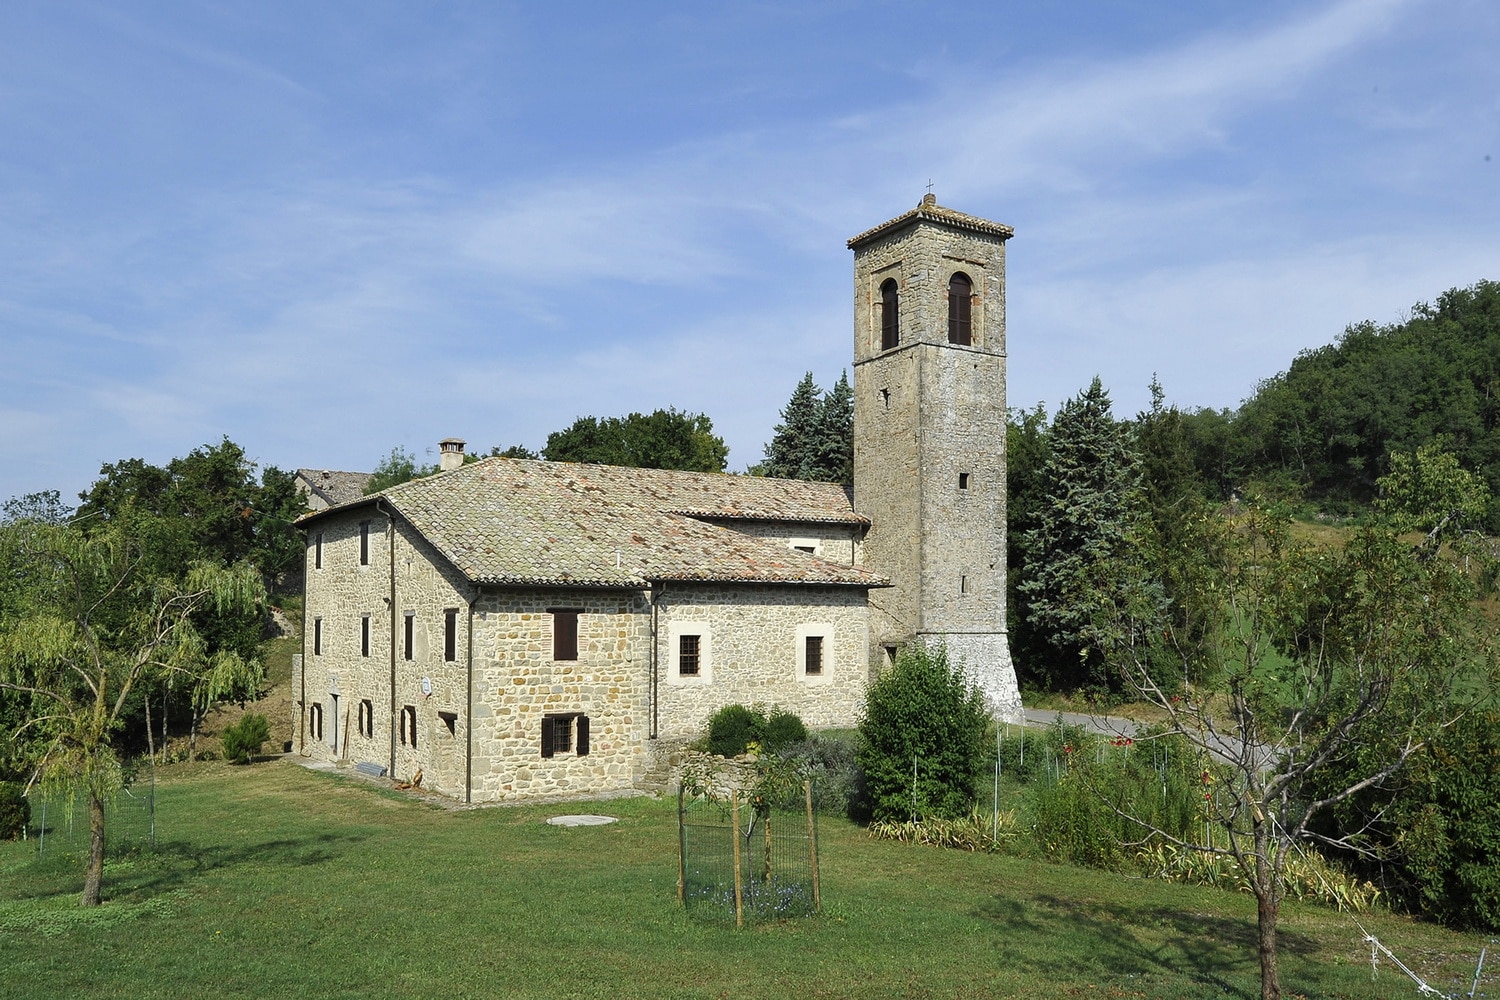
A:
849,194,1022,721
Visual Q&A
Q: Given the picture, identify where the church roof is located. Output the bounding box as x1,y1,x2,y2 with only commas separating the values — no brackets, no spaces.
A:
296,468,374,509
300,457,883,589
846,193,1014,249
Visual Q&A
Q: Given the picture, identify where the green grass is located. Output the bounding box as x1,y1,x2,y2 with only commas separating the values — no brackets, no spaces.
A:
1,763,1492,999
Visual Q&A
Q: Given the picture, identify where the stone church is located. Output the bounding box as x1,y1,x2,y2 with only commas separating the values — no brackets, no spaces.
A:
294,196,1021,803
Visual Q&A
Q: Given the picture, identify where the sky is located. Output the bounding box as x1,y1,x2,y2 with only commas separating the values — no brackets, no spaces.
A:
2,0,1498,505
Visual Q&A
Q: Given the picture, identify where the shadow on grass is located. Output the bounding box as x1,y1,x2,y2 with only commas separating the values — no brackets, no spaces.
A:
976,892,1317,998
9,830,369,906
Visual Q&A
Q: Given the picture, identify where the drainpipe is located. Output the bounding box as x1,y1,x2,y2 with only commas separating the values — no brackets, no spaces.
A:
299,535,309,754
649,581,662,740
465,590,477,804
377,499,398,778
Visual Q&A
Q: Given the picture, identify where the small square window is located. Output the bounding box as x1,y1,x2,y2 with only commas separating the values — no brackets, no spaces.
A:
541,713,590,757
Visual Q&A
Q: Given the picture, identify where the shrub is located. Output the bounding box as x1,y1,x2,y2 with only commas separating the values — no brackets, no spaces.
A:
777,734,865,819
857,644,988,822
0,781,28,839
762,708,807,752
706,704,765,757
221,713,272,764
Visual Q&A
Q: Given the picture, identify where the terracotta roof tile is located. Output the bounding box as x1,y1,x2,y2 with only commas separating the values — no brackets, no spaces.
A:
302,458,883,589
847,195,1013,249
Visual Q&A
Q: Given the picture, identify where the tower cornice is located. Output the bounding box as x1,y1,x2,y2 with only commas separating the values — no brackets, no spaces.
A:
847,193,1014,250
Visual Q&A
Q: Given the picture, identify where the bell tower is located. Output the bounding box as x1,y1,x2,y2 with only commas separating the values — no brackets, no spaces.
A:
849,194,1021,720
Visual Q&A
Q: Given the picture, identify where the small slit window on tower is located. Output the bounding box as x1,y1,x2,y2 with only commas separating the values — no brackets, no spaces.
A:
438,711,457,736
308,702,323,741
880,279,900,350
314,532,323,570
400,705,417,748
313,617,322,656
359,520,370,565
358,698,373,738
948,272,973,345
443,608,458,662
958,472,970,490
360,614,370,657
403,612,415,661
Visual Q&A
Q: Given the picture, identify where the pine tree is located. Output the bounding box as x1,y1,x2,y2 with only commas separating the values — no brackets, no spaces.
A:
1018,377,1153,692
761,373,826,481
814,370,854,485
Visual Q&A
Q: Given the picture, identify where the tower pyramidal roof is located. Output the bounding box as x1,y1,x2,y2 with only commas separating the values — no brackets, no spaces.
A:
847,192,1014,250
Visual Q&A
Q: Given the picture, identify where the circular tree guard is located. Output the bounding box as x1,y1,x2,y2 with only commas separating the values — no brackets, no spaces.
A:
547,814,618,827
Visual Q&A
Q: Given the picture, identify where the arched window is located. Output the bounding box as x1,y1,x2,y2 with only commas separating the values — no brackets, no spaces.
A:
880,279,900,350
948,272,973,345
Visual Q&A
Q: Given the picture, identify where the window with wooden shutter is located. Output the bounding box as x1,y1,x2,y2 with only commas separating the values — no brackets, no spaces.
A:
540,716,556,758
541,712,589,757
948,272,972,345
550,609,580,661
880,279,900,350
576,715,590,756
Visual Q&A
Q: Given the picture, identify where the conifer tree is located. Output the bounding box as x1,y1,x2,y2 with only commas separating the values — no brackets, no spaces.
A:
761,372,826,481
1018,377,1153,692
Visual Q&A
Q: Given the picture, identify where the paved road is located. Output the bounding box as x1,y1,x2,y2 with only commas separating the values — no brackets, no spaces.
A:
1018,707,1140,737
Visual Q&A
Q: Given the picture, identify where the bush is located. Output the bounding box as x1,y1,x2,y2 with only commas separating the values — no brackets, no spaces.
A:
857,644,989,822
762,708,807,752
777,734,865,819
706,704,764,757
0,781,28,839
221,713,272,764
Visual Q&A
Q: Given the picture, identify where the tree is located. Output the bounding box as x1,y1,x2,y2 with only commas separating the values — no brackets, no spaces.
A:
758,372,854,484
0,521,265,905
1096,493,1497,1000
364,445,435,494
543,409,728,472
856,644,989,822
2,490,73,525
1017,378,1153,692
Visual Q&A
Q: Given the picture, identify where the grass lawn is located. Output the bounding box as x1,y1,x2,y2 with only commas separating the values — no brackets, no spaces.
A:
1,762,1491,1000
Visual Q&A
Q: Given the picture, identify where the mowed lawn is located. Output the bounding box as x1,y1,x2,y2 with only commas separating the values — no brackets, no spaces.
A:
0,762,1491,1000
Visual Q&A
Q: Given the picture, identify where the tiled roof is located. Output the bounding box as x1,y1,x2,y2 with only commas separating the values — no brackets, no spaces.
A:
847,194,1014,249
302,458,883,589
296,469,373,509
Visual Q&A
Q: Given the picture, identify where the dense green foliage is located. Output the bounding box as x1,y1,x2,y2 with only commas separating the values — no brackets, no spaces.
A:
704,704,807,757
364,445,437,493
0,781,27,840
1015,378,1150,693
220,714,271,765
856,645,988,822
758,371,854,483
543,408,729,472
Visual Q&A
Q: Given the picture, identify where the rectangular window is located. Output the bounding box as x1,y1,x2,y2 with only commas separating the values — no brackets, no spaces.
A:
358,698,374,738
313,617,323,656
400,705,417,748
550,609,580,661
540,713,590,758
403,612,414,661
678,634,701,676
360,615,370,657
438,711,457,736
805,635,824,676
359,520,370,566
309,703,324,741
958,472,970,490
314,532,323,570
444,608,458,662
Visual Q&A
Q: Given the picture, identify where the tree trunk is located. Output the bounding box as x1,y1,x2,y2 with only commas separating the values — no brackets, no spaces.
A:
82,792,105,907
144,694,156,765
1256,878,1281,1000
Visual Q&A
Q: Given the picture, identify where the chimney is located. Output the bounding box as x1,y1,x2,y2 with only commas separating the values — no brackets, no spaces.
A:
439,438,466,472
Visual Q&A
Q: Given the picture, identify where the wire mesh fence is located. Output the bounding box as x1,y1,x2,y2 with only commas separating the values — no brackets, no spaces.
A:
31,781,157,859
677,780,821,927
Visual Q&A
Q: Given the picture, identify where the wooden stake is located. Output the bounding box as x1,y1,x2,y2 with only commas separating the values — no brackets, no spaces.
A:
731,790,744,929
676,786,686,906
805,779,821,910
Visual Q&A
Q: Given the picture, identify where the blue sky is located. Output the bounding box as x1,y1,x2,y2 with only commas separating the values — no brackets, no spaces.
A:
3,0,1498,504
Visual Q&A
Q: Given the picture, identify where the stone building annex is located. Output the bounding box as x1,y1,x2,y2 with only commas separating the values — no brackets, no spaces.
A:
293,196,1023,803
